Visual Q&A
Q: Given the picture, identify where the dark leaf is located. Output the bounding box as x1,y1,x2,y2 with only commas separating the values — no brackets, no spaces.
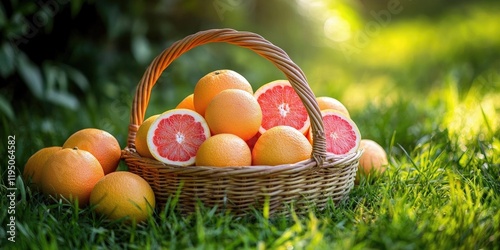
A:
0,95,14,120
43,63,58,90
131,35,151,64
0,42,16,77
45,89,79,110
64,64,89,91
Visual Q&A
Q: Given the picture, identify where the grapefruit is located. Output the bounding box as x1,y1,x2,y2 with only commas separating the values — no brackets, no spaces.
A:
246,132,261,150
195,134,252,167
147,109,210,166
90,171,155,224
321,109,361,156
176,94,196,111
358,139,388,175
252,125,312,166
23,146,62,190
63,128,121,175
204,89,262,141
316,96,350,118
41,147,104,207
305,127,313,145
193,69,253,116
254,80,310,135
135,114,160,158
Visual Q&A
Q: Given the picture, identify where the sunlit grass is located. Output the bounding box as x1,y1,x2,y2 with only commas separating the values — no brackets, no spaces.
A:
2,110,499,249
360,4,500,68
304,2,500,112
439,74,499,149
4,61,498,250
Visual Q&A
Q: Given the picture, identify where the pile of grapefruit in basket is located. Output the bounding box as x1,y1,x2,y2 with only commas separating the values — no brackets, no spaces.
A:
135,69,385,169
23,67,389,223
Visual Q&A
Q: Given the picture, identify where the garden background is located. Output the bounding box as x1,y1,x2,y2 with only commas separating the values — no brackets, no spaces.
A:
1,0,499,249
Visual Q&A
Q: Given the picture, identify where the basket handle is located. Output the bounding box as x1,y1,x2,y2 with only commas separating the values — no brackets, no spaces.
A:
127,28,327,165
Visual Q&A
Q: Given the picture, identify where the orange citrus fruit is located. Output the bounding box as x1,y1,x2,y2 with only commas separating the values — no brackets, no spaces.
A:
195,133,252,167
147,109,210,166
23,146,62,190
135,114,160,158
321,109,361,156
305,127,313,145
193,69,253,116
90,171,155,224
63,128,121,175
41,147,104,207
316,96,350,118
252,125,312,166
358,139,388,175
176,94,196,111
254,80,310,135
204,89,262,141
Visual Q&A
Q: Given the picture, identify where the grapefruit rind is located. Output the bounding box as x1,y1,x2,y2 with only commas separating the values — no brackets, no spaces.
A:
316,96,350,118
193,69,253,116
204,89,262,141
136,114,160,159
195,133,252,167
321,109,361,156
358,139,388,175
251,125,312,166
146,109,210,166
254,80,310,135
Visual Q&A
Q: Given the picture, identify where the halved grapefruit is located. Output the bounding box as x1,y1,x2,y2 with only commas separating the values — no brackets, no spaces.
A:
321,109,361,156
147,109,210,166
254,80,310,135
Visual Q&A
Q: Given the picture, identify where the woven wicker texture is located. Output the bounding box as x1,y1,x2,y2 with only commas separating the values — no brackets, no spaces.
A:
122,28,361,216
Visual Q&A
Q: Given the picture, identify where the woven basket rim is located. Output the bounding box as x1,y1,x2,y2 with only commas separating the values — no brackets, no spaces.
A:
122,147,362,174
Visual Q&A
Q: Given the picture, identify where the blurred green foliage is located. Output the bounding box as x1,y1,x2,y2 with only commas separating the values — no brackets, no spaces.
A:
1,0,499,158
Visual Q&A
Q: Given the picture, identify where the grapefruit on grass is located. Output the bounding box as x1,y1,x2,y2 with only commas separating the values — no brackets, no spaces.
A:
358,139,388,175
147,109,210,166
23,146,62,190
193,69,253,116
252,125,312,166
254,80,310,135
135,114,160,159
195,133,252,167
90,171,155,224
63,128,121,175
204,89,262,141
41,147,104,207
321,109,361,156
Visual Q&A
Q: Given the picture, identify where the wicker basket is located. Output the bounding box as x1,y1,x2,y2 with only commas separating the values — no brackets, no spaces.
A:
122,28,362,216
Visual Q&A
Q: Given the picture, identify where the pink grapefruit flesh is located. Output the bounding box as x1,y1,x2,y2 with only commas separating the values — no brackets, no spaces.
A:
254,80,310,135
321,109,361,155
147,109,210,166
